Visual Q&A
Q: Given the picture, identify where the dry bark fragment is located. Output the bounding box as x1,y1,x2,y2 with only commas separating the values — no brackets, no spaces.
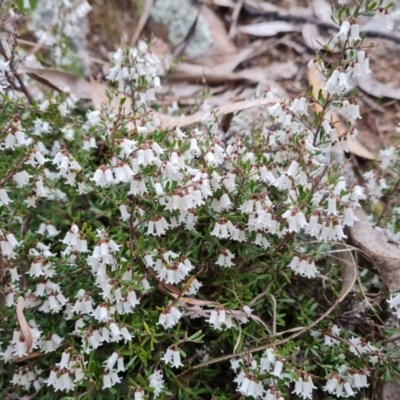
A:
349,208,400,292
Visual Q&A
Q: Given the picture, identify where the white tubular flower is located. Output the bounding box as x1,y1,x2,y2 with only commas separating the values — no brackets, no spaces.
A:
292,377,303,396
211,219,230,239
94,304,112,322
238,374,263,397
324,375,339,394
343,381,356,396
207,309,233,330
114,162,134,183
102,372,113,389
215,249,235,268
219,192,232,210
134,389,145,400
92,166,112,187
222,173,236,192
240,199,255,213
5,130,26,149
5,232,19,248
290,97,308,115
56,351,71,369
325,69,341,94
37,222,60,237
352,372,369,388
336,20,350,40
307,214,322,237
253,232,270,249
87,110,101,126
119,205,130,221
161,346,183,368
349,336,378,356
354,50,372,75
327,195,337,215
272,360,284,376
343,206,357,226
0,188,12,206
158,306,182,329
377,7,393,29
300,376,316,399
9,266,20,282
149,370,165,397
350,23,361,42
104,351,119,370
282,207,308,232
12,171,31,187
287,160,299,176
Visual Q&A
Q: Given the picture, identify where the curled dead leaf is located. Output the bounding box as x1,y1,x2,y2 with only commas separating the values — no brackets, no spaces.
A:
16,297,33,353
18,67,92,99
239,21,298,37
334,243,358,298
130,0,154,45
152,97,279,130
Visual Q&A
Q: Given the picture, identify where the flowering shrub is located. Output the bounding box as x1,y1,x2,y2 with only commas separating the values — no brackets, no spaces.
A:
1,0,400,399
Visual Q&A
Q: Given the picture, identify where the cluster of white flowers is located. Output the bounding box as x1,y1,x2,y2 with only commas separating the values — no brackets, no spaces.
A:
106,42,161,105
0,1,398,398
26,0,92,67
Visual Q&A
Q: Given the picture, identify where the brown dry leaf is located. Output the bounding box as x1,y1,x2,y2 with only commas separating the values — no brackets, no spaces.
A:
178,297,217,306
171,64,244,83
334,244,358,298
157,83,204,99
312,0,333,24
130,0,154,45
349,208,400,292
357,76,400,100
152,97,278,130
244,0,279,13
14,350,43,363
239,21,298,37
18,67,93,99
229,0,244,39
176,38,295,83
208,0,236,6
173,60,297,83
87,75,108,110
307,66,376,160
200,6,237,65
302,23,330,51
16,297,33,353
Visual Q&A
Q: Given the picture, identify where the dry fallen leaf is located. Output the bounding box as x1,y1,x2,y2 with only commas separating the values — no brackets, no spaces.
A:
312,0,333,24
239,21,298,37
356,76,400,100
130,0,154,45
196,6,238,66
16,297,33,353
243,0,279,13
349,208,400,292
302,23,330,51
307,66,376,160
152,97,278,130
18,67,93,99
209,0,236,7
334,243,358,298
